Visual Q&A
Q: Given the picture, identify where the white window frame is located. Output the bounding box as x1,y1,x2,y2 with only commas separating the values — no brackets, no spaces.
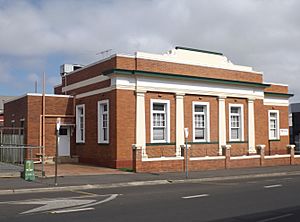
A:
268,110,280,140
229,104,244,142
150,99,170,143
192,101,210,142
76,104,85,143
98,100,109,144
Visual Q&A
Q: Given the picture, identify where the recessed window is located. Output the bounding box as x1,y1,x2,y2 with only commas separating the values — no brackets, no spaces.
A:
76,104,85,143
229,104,244,141
269,110,280,140
193,102,210,142
98,100,109,143
151,99,170,143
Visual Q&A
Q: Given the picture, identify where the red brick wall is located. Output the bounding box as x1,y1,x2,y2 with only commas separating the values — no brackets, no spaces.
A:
65,57,116,85
4,95,74,158
4,96,28,144
74,90,117,168
66,79,111,95
145,92,176,157
226,98,248,156
136,58,263,83
184,95,219,156
115,89,136,168
54,84,63,94
265,84,288,94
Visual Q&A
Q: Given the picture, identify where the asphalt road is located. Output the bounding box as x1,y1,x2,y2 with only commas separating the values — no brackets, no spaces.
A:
1,174,300,222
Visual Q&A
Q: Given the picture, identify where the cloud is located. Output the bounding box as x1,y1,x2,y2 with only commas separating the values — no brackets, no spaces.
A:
0,0,299,101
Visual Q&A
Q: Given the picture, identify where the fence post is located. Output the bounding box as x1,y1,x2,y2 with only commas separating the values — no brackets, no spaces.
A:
287,145,295,165
256,145,265,166
222,145,231,169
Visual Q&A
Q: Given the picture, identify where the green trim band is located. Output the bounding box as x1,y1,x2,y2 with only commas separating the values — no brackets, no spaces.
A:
146,142,176,146
107,69,270,89
264,92,294,98
269,139,281,142
175,46,223,56
227,141,248,144
188,141,219,145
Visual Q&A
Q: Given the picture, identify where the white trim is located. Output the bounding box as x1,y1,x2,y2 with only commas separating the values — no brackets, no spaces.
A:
74,75,266,100
218,97,227,154
268,110,280,140
264,82,288,87
248,99,256,154
265,154,290,159
192,101,210,142
62,75,109,92
264,97,289,107
4,93,73,104
76,104,85,143
76,86,114,99
142,156,184,162
294,155,300,158
136,50,262,74
64,54,134,77
150,99,170,143
190,156,225,161
98,100,109,144
175,94,185,157
229,104,244,142
230,155,260,160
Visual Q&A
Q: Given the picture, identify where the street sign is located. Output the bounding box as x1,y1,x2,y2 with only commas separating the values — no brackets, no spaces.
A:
56,118,61,131
184,128,189,139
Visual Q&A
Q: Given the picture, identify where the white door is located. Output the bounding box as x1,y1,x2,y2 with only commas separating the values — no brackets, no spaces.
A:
58,127,70,156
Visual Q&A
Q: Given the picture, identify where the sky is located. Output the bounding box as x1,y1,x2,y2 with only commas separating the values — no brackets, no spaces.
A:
0,0,299,101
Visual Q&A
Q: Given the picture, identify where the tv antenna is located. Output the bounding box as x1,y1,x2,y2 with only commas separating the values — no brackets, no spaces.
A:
96,49,113,58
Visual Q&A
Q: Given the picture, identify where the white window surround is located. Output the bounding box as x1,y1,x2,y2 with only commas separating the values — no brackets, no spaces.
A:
98,100,109,144
76,104,85,143
229,104,244,142
150,99,170,143
192,101,210,142
268,110,280,140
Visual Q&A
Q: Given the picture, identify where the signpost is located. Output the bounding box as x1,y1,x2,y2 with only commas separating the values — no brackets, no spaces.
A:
184,128,189,179
55,118,61,186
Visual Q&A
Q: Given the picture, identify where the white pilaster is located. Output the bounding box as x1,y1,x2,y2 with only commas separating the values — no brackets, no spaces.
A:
176,93,185,157
248,98,256,154
218,96,226,155
136,91,147,158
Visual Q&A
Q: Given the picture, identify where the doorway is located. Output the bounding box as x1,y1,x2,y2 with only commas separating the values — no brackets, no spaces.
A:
58,127,70,156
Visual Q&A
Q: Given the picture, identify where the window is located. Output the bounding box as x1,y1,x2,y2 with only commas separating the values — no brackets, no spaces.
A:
151,99,170,143
98,100,109,143
229,104,244,141
193,102,210,142
269,110,280,140
20,119,25,135
76,104,85,143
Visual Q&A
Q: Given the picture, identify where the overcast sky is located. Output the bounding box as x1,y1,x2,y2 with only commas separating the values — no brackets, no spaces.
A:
0,0,299,101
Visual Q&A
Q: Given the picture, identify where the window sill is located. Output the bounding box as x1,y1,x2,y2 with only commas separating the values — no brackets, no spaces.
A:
190,141,218,144
146,142,175,146
227,141,248,144
76,142,85,144
98,142,110,145
269,139,280,141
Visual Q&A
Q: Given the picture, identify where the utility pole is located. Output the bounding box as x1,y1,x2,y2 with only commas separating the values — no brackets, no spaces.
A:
184,128,189,179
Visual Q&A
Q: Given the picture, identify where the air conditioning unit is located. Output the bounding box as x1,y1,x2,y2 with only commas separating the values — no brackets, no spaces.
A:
60,64,84,76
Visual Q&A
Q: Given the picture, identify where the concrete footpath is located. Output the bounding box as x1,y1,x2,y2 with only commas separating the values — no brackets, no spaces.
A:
1,165,300,195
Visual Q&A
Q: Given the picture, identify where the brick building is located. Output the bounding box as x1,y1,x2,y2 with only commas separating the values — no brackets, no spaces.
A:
4,47,293,171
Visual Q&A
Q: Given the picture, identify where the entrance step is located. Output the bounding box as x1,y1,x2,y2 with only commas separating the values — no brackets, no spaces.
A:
57,156,79,164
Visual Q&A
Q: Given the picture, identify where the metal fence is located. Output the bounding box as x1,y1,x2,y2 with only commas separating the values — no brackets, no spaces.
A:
0,127,46,177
